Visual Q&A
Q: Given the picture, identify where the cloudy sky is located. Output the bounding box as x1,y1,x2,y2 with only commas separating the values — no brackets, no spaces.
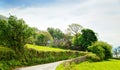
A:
0,0,120,47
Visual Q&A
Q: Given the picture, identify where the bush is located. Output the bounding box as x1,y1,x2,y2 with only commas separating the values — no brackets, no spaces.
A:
86,53,100,62
88,45,105,60
88,41,112,60
0,60,21,70
0,46,15,60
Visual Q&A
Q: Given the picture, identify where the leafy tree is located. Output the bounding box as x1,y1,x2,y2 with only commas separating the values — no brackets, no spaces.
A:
47,27,64,47
72,34,81,50
72,29,97,51
68,23,83,37
80,29,98,51
35,31,53,46
47,27,64,40
36,34,45,46
88,41,112,60
0,15,34,52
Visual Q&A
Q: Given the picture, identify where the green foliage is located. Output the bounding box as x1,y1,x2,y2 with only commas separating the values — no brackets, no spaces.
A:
88,41,112,60
0,46,15,60
88,46,105,60
86,53,101,62
47,27,64,40
72,34,81,50
0,15,35,51
0,44,86,70
72,29,97,51
35,31,53,46
79,29,98,51
0,60,21,70
13,48,86,67
47,27,65,47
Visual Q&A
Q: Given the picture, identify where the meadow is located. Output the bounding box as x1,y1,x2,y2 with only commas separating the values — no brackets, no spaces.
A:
56,59,120,70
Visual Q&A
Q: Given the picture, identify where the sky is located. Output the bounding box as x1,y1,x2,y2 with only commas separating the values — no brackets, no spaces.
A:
0,0,120,47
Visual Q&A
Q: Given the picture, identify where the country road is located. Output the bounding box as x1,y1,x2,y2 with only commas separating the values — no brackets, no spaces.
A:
14,61,64,70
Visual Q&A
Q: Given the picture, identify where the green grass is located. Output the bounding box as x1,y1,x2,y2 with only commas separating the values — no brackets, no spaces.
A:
56,59,120,70
26,44,69,52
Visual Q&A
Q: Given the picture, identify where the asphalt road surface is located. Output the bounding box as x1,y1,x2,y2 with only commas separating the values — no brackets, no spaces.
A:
15,61,64,70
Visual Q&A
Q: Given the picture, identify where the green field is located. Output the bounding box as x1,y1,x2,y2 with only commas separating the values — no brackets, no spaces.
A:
56,59,120,70
26,44,69,52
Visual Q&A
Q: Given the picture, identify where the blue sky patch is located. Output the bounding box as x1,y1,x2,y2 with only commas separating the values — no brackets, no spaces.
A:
0,0,56,8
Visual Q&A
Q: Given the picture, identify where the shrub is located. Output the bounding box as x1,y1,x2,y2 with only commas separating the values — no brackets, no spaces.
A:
0,46,15,60
0,60,21,70
86,53,100,62
88,41,112,60
88,45,105,60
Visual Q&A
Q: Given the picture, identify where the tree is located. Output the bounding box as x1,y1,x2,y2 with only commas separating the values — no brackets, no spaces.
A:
35,31,53,46
62,29,73,49
47,27,64,47
72,33,81,50
113,48,119,58
0,15,35,52
72,28,97,51
47,27,64,40
113,46,120,58
68,23,83,37
80,29,98,51
88,41,112,60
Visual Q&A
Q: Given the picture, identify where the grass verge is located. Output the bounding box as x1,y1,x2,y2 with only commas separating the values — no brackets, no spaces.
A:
56,59,120,70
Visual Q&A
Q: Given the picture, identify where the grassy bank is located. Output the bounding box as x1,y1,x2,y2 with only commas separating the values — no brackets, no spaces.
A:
56,59,120,70
26,44,69,52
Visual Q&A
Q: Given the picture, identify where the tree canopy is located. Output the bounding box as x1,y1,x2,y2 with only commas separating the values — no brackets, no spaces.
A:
35,31,53,46
72,29,98,51
0,15,35,51
47,27,64,40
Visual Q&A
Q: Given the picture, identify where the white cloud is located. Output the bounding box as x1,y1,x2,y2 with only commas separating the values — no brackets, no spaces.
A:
0,0,120,47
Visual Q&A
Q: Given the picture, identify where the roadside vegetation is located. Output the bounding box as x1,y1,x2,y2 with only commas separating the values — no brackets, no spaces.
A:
0,44,87,70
